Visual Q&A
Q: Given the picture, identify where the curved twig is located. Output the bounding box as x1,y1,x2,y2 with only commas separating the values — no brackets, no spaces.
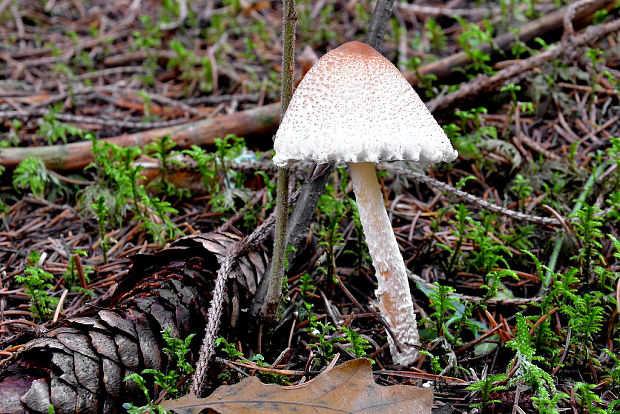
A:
159,0,188,30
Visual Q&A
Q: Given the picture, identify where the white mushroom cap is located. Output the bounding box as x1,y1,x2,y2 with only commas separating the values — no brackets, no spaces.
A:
273,41,457,167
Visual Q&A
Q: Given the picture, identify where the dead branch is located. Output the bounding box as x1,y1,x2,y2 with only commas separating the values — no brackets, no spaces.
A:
0,103,279,171
191,181,302,396
403,0,616,84
1,109,191,129
427,17,620,112
396,2,500,19
382,164,563,226
407,271,542,305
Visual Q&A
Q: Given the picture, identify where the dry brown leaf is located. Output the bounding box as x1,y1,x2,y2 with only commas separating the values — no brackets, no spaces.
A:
162,358,433,413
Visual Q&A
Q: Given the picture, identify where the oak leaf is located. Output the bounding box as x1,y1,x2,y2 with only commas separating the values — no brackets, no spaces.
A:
162,358,433,413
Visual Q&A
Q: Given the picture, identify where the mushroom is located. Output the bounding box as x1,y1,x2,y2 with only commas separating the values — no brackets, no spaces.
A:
273,41,457,365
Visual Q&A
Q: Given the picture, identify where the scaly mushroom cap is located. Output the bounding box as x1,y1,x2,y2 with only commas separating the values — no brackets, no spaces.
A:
273,41,457,167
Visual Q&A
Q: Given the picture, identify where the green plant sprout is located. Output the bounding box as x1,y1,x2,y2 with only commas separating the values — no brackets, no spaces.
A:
419,280,493,347
299,272,315,300
182,145,218,194
138,91,155,122
509,174,534,212
316,192,346,283
438,204,470,279
544,158,612,289
525,249,599,368
246,353,288,383
37,103,89,144
418,349,443,375
507,313,568,412
160,0,182,25
215,337,288,384
454,17,496,76
308,320,339,364
450,107,500,163
215,337,244,360
438,204,512,280
500,82,535,115
339,326,373,361
16,251,59,321
405,56,438,98
183,135,250,215
574,382,605,413
501,81,521,104
124,329,195,414
93,196,112,263
145,136,189,198
450,279,498,348
570,204,604,284
602,349,620,393
424,17,447,52
563,292,604,364
584,47,604,90
297,272,316,320
6,119,21,146
123,373,167,414
86,138,182,245
465,213,512,278
167,39,214,94
420,282,459,339
132,15,162,86
466,373,508,413
509,29,529,59
13,156,66,199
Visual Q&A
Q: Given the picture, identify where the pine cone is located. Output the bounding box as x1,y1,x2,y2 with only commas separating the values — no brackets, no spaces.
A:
0,232,268,413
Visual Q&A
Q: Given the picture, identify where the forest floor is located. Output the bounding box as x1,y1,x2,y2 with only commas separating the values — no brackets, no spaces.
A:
0,0,620,413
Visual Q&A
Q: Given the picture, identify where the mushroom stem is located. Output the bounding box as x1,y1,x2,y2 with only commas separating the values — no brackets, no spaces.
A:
349,162,419,365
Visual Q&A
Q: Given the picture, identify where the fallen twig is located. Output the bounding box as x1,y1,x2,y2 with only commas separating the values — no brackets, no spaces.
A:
0,109,191,129
0,103,280,170
159,0,188,30
191,186,301,396
396,2,499,19
403,0,615,85
427,16,620,112
382,165,563,226
407,271,542,306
